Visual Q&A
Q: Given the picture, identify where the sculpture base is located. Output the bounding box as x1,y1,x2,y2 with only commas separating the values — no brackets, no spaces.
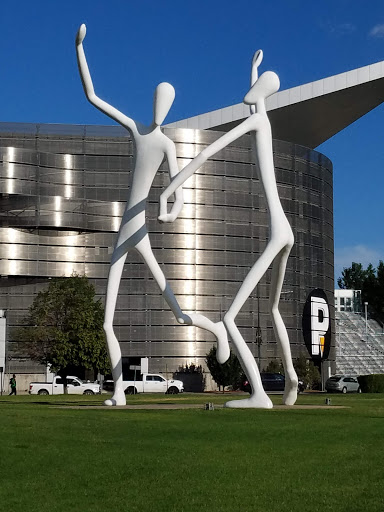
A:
224,395,273,409
104,391,126,406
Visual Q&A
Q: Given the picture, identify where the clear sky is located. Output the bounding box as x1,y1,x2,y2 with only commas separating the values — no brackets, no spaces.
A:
1,0,383,282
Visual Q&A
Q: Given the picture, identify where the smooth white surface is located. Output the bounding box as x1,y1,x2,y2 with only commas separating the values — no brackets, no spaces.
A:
160,51,298,408
76,24,229,406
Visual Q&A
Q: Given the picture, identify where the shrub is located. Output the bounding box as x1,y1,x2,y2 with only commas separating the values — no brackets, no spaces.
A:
358,374,384,393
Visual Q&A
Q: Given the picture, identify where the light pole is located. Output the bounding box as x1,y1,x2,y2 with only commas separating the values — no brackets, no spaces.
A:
364,302,368,335
256,286,262,367
0,310,6,395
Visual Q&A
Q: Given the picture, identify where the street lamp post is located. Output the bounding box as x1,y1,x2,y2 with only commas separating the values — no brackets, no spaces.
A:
256,287,262,367
364,302,368,335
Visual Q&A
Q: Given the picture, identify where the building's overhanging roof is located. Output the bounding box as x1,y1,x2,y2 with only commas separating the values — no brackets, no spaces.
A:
166,60,384,149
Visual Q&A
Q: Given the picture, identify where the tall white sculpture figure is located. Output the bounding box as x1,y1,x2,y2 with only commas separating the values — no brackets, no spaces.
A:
160,50,298,408
76,24,229,406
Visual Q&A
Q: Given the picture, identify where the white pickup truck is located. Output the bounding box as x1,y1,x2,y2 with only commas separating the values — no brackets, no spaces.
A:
104,373,184,395
29,376,101,395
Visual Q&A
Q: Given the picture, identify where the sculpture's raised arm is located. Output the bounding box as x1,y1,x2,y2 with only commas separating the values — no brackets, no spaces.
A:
75,24,136,132
251,50,263,87
249,50,263,114
159,115,259,222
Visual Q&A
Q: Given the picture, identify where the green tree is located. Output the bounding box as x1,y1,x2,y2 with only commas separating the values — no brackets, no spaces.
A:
205,346,243,391
338,260,384,320
337,262,367,290
375,261,384,318
17,273,109,392
293,354,321,390
263,359,284,374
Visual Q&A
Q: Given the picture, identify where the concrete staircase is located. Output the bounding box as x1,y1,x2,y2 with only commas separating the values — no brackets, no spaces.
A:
336,311,384,375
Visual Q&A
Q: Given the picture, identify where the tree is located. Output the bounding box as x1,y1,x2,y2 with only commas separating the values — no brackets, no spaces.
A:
262,357,320,389
263,359,284,374
293,354,321,390
17,273,109,392
205,346,243,391
376,261,384,318
338,260,384,320
337,262,368,291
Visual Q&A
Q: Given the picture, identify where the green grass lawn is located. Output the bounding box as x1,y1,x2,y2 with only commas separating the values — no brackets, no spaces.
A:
0,392,383,512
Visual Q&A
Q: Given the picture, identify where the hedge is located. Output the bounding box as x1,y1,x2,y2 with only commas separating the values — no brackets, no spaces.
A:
357,374,384,393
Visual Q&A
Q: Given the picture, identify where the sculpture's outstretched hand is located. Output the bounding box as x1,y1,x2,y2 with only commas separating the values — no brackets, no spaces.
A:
249,49,264,114
75,23,136,132
251,49,263,86
252,49,263,70
158,189,182,223
76,24,86,46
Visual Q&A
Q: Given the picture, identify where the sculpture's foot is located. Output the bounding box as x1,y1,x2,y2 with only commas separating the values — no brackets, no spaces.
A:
103,390,126,407
224,393,273,409
282,378,298,406
213,321,230,364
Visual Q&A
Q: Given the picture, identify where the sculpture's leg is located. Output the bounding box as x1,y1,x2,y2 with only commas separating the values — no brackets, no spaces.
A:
136,236,229,362
269,245,298,405
103,251,128,406
223,242,283,409
188,315,229,364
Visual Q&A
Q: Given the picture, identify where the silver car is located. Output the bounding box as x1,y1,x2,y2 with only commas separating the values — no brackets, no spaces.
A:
325,375,361,394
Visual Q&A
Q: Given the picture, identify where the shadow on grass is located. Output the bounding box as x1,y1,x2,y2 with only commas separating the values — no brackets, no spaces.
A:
0,398,104,407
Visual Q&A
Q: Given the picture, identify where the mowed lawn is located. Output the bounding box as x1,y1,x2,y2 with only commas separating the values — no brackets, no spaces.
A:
0,392,383,512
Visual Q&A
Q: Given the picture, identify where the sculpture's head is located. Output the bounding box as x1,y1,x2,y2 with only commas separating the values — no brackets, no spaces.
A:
153,82,175,125
243,71,280,105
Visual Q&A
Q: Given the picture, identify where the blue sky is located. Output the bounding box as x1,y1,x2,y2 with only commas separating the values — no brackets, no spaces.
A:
1,0,384,282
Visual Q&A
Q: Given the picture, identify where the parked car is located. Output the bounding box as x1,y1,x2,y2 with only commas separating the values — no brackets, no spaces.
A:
242,373,305,393
325,375,361,393
103,373,184,395
29,376,101,395
102,380,114,393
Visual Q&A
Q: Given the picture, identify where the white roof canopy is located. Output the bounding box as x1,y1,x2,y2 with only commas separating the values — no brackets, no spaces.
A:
167,60,384,148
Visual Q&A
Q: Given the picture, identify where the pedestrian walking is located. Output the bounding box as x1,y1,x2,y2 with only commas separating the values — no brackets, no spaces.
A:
9,374,16,395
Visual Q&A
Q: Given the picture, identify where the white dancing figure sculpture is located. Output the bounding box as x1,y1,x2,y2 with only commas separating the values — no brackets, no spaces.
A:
76,25,229,406
160,50,298,408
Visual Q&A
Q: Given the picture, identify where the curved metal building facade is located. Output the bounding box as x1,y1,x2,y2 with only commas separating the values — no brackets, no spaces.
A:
0,123,334,375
